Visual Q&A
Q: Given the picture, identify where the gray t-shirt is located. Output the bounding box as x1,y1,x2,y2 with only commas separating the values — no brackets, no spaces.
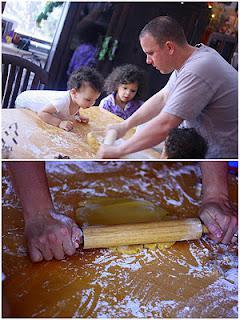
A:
163,44,238,158
15,90,76,121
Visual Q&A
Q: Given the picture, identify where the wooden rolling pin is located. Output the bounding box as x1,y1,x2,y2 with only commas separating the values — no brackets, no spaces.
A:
103,129,117,145
82,218,208,249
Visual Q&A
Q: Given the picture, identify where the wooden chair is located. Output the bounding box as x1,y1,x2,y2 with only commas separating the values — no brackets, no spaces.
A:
2,53,49,108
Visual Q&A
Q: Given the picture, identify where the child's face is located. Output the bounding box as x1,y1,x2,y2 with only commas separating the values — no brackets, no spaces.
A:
71,85,100,109
117,82,138,103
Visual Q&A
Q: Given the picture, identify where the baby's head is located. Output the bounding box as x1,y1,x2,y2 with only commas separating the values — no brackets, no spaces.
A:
104,64,147,103
67,66,104,109
162,128,208,159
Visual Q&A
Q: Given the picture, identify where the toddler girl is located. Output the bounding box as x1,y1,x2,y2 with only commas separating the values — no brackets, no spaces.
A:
99,64,146,120
15,67,103,131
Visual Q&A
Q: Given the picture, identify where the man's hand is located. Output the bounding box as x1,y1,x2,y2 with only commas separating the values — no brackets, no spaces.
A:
97,144,122,159
199,199,238,244
107,122,129,140
25,211,83,262
59,120,74,131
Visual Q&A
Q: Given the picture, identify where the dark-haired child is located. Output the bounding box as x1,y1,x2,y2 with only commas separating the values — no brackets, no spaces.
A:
99,64,147,120
16,67,103,131
161,127,208,159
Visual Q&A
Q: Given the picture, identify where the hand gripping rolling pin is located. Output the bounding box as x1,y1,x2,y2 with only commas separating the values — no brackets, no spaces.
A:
103,129,118,145
76,218,209,249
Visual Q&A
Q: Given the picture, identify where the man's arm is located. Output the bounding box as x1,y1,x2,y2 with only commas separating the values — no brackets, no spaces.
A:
107,87,169,140
199,162,237,244
98,111,182,158
7,162,82,262
126,87,169,129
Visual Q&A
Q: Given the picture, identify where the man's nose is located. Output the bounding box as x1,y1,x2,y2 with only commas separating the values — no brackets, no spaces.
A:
146,56,152,64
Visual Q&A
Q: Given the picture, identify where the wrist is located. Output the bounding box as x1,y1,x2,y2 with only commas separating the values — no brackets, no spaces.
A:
117,140,131,157
24,206,55,223
124,118,132,132
202,192,229,205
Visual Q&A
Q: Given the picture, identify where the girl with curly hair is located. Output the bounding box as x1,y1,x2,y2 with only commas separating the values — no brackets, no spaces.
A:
99,64,147,119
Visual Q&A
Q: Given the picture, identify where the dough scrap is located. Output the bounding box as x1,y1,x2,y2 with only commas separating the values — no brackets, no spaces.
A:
110,245,144,254
76,198,176,254
87,132,100,153
110,242,176,255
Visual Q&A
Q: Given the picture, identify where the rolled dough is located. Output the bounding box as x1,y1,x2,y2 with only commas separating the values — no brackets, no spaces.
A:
87,132,100,153
76,198,176,253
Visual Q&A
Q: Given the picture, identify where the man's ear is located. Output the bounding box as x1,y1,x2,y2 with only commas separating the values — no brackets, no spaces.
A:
165,41,175,55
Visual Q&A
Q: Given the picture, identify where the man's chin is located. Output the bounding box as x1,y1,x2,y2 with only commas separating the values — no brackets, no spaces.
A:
158,68,172,75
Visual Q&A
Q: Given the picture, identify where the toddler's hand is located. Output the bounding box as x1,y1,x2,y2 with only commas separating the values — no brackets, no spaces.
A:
75,114,89,124
59,120,73,131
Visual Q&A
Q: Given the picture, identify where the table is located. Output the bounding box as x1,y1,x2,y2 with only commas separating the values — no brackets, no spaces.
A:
2,162,238,318
2,108,161,159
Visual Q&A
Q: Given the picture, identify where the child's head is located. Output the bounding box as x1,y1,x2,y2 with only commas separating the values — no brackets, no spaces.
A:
162,128,208,159
104,64,147,103
67,66,104,108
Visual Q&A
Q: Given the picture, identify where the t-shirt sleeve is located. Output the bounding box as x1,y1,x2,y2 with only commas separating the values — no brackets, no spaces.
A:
15,91,31,108
99,96,113,111
163,72,215,121
50,94,69,114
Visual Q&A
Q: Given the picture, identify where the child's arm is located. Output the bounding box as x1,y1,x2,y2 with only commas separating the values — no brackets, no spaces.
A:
38,105,73,131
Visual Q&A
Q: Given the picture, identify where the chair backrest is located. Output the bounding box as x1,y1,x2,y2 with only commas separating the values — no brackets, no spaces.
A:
2,53,49,108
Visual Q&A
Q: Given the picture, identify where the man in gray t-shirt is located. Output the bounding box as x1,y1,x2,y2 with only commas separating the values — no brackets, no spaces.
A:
98,16,237,159
164,44,237,158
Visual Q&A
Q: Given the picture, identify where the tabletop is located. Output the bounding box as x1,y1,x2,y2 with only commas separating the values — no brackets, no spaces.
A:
2,107,161,159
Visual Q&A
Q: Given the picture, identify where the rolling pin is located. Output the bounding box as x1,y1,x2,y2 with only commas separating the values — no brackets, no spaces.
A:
103,129,118,145
82,218,208,249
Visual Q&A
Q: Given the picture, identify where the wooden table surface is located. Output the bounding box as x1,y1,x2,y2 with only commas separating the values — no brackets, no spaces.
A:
2,108,161,159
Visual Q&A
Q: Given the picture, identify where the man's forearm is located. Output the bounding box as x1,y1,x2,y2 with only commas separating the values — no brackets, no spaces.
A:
200,162,228,202
125,89,168,130
119,112,182,156
7,162,54,221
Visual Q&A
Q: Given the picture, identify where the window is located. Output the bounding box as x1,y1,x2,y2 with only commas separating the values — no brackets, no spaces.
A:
3,0,65,43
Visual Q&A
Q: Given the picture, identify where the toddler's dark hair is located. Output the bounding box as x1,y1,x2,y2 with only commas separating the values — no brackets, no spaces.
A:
104,64,147,100
165,128,208,159
67,66,104,92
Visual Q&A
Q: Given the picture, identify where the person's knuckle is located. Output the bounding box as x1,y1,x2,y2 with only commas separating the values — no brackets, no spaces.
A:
32,255,43,263
66,246,75,256
48,233,57,243
55,254,65,261
45,255,53,261
38,236,47,245
60,226,69,236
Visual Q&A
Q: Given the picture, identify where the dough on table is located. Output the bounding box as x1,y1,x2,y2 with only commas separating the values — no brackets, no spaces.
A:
87,132,100,153
76,198,176,254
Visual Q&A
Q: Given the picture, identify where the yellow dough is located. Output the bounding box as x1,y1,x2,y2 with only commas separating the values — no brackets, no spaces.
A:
110,245,144,254
87,132,100,153
144,243,158,250
76,198,176,253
